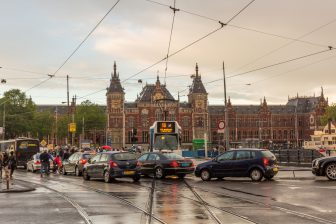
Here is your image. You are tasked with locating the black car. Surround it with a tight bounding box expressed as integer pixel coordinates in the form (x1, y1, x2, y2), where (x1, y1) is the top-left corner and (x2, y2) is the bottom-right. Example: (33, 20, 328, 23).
(62, 152, 96, 176)
(195, 149, 278, 181)
(312, 156, 336, 180)
(137, 152, 195, 179)
(82, 151, 141, 183)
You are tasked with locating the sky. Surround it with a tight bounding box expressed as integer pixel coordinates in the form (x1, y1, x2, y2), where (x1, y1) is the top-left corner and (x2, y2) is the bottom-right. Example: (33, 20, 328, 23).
(0, 0, 336, 106)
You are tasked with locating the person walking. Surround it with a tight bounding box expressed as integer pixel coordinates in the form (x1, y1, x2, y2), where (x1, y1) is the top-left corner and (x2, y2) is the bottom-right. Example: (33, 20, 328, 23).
(53, 154, 62, 174)
(40, 150, 50, 177)
(7, 151, 17, 183)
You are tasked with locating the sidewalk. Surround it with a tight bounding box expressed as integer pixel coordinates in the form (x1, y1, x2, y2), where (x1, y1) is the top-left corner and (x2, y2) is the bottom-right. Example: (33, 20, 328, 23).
(0, 179, 35, 193)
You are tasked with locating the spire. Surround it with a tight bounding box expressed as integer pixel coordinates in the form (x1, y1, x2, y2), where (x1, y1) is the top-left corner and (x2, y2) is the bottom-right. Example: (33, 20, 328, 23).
(227, 96, 232, 107)
(321, 86, 324, 99)
(195, 63, 199, 78)
(263, 96, 267, 106)
(113, 61, 117, 77)
(297, 92, 299, 98)
(156, 74, 160, 87)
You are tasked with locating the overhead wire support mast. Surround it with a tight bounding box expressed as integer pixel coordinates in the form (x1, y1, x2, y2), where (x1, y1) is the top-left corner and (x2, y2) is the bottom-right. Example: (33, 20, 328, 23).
(163, 0, 179, 85)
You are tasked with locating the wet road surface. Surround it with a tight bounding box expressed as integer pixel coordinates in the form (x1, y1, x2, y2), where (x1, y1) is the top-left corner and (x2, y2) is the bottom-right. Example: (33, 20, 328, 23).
(5, 170, 336, 224)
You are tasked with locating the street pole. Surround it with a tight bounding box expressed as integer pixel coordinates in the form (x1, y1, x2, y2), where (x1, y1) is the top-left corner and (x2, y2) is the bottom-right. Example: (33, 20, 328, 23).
(67, 75, 70, 145)
(55, 106, 58, 146)
(223, 61, 229, 151)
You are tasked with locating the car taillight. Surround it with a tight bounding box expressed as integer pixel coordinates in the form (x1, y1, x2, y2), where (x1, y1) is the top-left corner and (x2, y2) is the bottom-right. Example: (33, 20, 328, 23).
(191, 160, 195, 167)
(263, 158, 269, 167)
(80, 159, 87, 165)
(109, 161, 118, 168)
(170, 160, 179, 168)
(35, 160, 41, 165)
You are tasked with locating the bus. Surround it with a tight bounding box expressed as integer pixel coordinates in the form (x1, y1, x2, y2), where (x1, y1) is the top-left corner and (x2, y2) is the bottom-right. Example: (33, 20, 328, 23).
(0, 138, 40, 168)
(149, 121, 182, 154)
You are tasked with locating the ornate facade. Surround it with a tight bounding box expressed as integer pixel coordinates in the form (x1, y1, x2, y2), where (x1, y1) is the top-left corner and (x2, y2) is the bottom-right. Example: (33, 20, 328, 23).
(107, 62, 328, 149)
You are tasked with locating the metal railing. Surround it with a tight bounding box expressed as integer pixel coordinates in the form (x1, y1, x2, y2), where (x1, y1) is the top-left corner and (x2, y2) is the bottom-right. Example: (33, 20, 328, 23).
(270, 149, 323, 166)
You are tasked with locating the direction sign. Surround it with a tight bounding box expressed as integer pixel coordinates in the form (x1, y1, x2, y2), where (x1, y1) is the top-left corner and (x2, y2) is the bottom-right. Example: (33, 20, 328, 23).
(40, 139, 47, 147)
(69, 123, 76, 133)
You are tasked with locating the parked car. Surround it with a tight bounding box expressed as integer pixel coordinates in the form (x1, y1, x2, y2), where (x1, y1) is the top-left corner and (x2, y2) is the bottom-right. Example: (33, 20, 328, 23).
(312, 156, 336, 180)
(62, 152, 96, 176)
(195, 148, 278, 181)
(26, 153, 55, 173)
(137, 152, 195, 179)
(82, 151, 141, 183)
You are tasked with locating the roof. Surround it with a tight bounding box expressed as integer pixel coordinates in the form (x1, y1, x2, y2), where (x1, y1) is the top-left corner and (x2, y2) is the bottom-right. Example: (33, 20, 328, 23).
(286, 96, 322, 113)
(136, 84, 175, 102)
(189, 63, 207, 94)
(107, 62, 124, 94)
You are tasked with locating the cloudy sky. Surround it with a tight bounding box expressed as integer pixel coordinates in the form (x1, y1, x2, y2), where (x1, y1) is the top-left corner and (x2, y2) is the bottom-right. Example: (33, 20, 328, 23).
(0, 0, 335, 106)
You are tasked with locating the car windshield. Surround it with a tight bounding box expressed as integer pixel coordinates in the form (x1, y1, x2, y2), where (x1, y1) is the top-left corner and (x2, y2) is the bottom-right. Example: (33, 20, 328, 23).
(261, 150, 276, 159)
(83, 154, 94, 159)
(154, 134, 178, 150)
(164, 153, 184, 160)
(112, 153, 136, 161)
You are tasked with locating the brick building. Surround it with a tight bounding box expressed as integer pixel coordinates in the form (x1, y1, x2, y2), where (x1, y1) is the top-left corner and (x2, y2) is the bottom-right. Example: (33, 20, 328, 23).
(106, 62, 328, 149)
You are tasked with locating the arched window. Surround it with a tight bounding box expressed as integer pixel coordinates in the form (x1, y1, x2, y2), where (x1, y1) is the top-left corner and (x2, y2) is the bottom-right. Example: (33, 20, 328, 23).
(155, 109, 162, 121)
(128, 117, 134, 128)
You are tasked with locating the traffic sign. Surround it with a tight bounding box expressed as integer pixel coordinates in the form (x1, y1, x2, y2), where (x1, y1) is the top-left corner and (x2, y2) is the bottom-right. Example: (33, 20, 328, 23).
(40, 139, 47, 147)
(69, 123, 76, 132)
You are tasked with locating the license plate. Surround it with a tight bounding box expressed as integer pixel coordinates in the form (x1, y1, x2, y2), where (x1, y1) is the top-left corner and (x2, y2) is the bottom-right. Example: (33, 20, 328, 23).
(124, 170, 135, 175)
(273, 167, 278, 172)
(181, 163, 190, 167)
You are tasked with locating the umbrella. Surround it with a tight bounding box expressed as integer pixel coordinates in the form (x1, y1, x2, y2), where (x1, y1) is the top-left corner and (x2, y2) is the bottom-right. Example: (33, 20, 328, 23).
(101, 145, 112, 150)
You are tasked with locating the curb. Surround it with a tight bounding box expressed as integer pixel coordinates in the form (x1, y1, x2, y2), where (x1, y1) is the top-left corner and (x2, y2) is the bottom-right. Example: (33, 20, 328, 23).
(0, 180, 36, 193)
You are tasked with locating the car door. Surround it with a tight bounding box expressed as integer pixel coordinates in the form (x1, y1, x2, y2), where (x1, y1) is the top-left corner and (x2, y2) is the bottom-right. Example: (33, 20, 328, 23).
(69, 153, 78, 173)
(96, 154, 109, 178)
(212, 151, 235, 177)
(138, 154, 149, 175)
(230, 150, 252, 177)
(146, 153, 160, 174)
(87, 154, 101, 177)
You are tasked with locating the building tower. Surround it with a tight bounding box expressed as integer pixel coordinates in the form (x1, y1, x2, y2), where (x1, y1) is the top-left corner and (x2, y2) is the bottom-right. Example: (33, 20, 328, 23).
(106, 61, 125, 148)
(188, 63, 209, 142)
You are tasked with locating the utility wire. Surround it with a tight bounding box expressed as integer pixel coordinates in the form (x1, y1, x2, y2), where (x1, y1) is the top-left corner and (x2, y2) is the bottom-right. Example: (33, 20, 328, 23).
(52, 0, 121, 77)
(144, 0, 328, 49)
(205, 47, 335, 85)
(122, 0, 255, 84)
(164, 0, 178, 84)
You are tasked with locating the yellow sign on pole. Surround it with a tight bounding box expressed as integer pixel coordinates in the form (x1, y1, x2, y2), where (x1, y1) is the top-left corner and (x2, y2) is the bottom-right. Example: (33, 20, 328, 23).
(69, 123, 76, 132)
(40, 139, 47, 147)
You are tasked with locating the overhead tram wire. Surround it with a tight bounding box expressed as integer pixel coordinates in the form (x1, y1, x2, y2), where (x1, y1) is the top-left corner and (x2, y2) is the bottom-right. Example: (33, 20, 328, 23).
(78, 0, 256, 102)
(0, 0, 121, 107)
(144, 0, 327, 49)
(164, 0, 178, 84)
(233, 17, 336, 72)
(205, 47, 335, 85)
(51, 0, 121, 77)
(121, 0, 256, 84)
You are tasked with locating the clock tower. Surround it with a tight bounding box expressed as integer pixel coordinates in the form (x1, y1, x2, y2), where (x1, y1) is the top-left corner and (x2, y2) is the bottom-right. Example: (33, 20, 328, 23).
(106, 61, 125, 148)
(188, 63, 209, 140)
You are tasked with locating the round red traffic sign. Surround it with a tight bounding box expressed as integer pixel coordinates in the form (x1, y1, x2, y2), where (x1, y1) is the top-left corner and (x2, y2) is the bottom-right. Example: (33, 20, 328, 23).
(218, 120, 225, 129)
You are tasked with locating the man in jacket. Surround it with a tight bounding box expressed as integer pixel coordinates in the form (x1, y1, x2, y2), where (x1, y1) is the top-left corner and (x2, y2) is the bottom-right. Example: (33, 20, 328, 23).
(40, 150, 50, 177)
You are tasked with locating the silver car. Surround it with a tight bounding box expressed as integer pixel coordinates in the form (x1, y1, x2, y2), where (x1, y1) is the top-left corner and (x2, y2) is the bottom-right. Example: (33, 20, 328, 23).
(26, 153, 54, 173)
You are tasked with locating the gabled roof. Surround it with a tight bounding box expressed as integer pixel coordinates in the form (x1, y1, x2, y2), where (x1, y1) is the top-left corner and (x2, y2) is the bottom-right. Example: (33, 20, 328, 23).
(136, 76, 175, 102)
(286, 96, 321, 113)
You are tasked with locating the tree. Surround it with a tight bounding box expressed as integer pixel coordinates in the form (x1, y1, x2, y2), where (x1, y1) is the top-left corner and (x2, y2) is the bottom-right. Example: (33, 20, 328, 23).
(75, 100, 106, 143)
(0, 89, 36, 139)
(321, 104, 336, 125)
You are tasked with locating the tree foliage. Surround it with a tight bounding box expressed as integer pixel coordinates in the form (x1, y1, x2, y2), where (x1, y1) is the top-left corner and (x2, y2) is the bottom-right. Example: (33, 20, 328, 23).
(321, 104, 336, 125)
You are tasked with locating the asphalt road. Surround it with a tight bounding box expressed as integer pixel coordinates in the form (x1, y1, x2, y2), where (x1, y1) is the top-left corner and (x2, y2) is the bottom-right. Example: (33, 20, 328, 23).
(2, 170, 336, 224)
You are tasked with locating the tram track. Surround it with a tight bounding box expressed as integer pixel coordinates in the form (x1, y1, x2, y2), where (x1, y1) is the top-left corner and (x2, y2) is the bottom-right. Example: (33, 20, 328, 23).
(15, 172, 167, 224)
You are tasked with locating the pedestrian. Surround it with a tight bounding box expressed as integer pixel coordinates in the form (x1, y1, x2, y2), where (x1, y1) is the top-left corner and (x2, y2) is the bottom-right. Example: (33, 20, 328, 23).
(40, 150, 50, 177)
(53, 154, 62, 174)
(8, 151, 17, 183)
(63, 150, 70, 161)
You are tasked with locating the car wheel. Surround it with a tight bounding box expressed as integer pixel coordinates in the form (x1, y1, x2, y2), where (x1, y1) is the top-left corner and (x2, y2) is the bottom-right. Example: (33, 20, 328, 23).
(83, 170, 90, 181)
(62, 166, 67, 175)
(104, 171, 113, 183)
(325, 163, 336, 181)
(155, 167, 165, 179)
(132, 175, 141, 182)
(200, 169, 211, 181)
(178, 174, 186, 179)
(250, 168, 263, 181)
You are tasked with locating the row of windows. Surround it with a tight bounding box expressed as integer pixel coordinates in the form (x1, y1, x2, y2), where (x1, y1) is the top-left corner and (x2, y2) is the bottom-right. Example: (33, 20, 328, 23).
(212, 129, 301, 140)
(211, 118, 306, 128)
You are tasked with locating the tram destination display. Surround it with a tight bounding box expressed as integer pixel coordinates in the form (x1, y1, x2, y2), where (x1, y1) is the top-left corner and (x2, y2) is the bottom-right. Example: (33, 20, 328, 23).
(157, 122, 175, 133)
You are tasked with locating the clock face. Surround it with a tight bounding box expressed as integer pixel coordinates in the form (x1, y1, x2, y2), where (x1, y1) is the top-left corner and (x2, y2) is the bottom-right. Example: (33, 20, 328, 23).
(112, 100, 121, 108)
(153, 92, 164, 101)
(196, 100, 204, 108)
